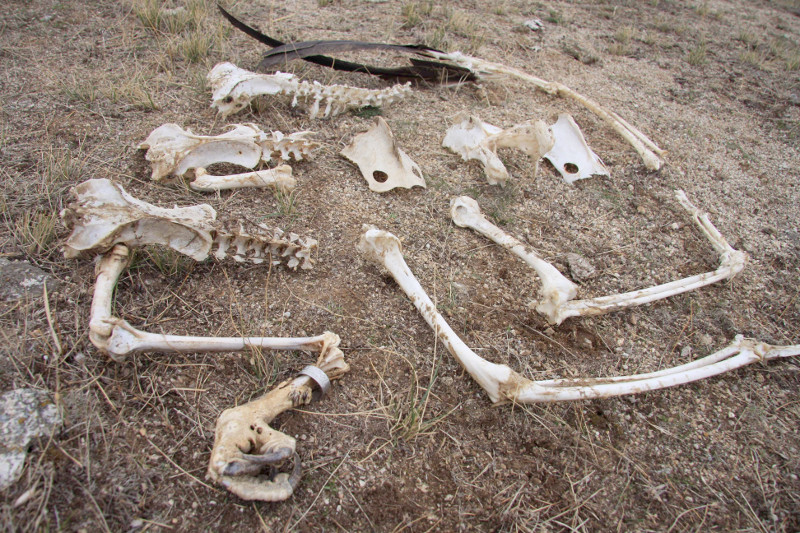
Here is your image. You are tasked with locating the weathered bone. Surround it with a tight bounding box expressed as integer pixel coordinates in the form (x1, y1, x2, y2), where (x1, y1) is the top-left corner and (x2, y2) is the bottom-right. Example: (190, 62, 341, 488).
(543, 114, 610, 183)
(340, 117, 425, 192)
(450, 196, 578, 319)
(423, 51, 666, 170)
(208, 62, 412, 119)
(358, 225, 799, 404)
(138, 123, 316, 192)
(208, 337, 348, 501)
(442, 115, 553, 185)
(449, 192, 747, 325)
(61, 179, 316, 269)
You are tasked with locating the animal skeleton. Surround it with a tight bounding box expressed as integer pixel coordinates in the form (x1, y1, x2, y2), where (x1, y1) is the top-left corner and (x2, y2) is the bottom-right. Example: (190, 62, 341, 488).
(442, 114, 554, 186)
(424, 50, 666, 170)
(450, 191, 747, 325)
(139, 123, 318, 192)
(61, 178, 316, 269)
(208, 62, 412, 118)
(358, 225, 799, 404)
(543, 114, 610, 183)
(341, 117, 426, 192)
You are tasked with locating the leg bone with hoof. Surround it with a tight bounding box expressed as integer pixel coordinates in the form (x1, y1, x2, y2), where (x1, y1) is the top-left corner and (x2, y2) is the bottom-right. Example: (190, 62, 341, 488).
(358, 225, 800, 404)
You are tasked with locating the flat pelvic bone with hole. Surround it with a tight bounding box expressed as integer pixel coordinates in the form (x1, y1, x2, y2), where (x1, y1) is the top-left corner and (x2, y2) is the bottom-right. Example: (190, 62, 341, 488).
(442, 114, 554, 186)
(450, 192, 747, 325)
(88, 246, 349, 501)
(208, 62, 412, 119)
(62, 178, 317, 270)
(423, 50, 666, 171)
(139, 123, 319, 192)
(358, 226, 800, 404)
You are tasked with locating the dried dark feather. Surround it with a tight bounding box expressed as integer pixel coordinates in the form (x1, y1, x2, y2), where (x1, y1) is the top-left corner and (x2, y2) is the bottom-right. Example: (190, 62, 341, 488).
(218, 4, 476, 85)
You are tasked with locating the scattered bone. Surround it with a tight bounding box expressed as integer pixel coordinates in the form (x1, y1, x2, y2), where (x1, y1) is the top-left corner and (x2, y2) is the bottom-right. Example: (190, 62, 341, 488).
(0, 388, 62, 490)
(61, 179, 317, 269)
(543, 114, 610, 183)
(566, 253, 596, 282)
(450, 192, 746, 325)
(208, 334, 348, 501)
(208, 62, 412, 119)
(422, 50, 666, 170)
(340, 117, 425, 192)
(358, 225, 799, 403)
(523, 19, 544, 31)
(139, 123, 316, 192)
(442, 114, 553, 185)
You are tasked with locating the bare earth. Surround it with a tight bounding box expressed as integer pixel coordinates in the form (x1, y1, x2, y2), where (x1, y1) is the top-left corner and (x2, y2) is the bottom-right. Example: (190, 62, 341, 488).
(2, 0, 800, 531)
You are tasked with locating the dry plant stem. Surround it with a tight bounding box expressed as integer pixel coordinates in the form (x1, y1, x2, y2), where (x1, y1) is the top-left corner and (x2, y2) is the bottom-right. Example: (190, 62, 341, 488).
(425, 51, 666, 170)
(358, 226, 796, 404)
(89, 244, 335, 361)
(449, 196, 578, 320)
(208, 336, 349, 502)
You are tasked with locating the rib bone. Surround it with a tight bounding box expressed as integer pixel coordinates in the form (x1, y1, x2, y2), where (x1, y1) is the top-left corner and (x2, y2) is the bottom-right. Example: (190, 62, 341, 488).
(208, 62, 412, 118)
(450, 191, 746, 324)
(62, 179, 316, 269)
(358, 225, 799, 404)
(442, 115, 553, 185)
(423, 51, 665, 170)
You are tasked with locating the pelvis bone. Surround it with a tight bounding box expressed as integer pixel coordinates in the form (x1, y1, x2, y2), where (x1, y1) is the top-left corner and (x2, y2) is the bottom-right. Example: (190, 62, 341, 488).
(61, 178, 317, 269)
(543, 114, 610, 183)
(358, 225, 799, 404)
(340, 117, 425, 192)
(450, 191, 746, 325)
(443, 114, 554, 186)
(139, 123, 319, 192)
(208, 62, 412, 119)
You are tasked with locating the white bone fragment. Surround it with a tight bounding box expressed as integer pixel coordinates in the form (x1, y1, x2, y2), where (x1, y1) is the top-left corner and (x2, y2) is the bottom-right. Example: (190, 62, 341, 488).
(139, 123, 317, 192)
(191, 165, 295, 192)
(208, 62, 412, 119)
(543, 114, 610, 183)
(208, 336, 349, 502)
(449, 192, 747, 325)
(450, 196, 577, 319)
(340, 117, 425, 192)
(442, 115, 553, 185)
(422, 50, 666, 170)
(358, 225, 800, 404)
(62, 179, 316, 269)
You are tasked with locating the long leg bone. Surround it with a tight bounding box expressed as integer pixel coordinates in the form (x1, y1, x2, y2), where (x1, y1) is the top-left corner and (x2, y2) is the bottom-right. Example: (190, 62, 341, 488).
(358, 225, 800, 404)
(139, 123, 317, 191)
(62, 179, 316, 269)
(422, 51, 666, 170)
(207, 335, 348, 501)
(450, 192, 747, 325)
(208, 62, 412, 119)
(442, 115, 553, 186)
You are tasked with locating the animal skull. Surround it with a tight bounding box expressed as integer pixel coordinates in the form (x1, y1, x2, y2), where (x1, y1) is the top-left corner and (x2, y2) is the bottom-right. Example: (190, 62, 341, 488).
(450, 191, 746, 324)
(208, 62, 412, 119)
(358, 225, 799, 404)
(61, 179, 317, 269)
(340, 117, 425, 192)
(442, 114, 553, 185)
(139, 123, 319, 192)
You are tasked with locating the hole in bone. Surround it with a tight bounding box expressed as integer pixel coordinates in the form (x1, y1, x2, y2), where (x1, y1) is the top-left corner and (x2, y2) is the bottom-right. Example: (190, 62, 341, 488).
(372, 170, 389, 183)
(564, 162, 579, 174)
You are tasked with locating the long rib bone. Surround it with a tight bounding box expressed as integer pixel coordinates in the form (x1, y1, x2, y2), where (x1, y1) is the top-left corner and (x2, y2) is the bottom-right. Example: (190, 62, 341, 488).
(423, 50, 665, 170)
(450, 192, 746, 325)
(62, 179, 316, 269)
(208, 337, 348, 501)
(139, 123, 318, 192)
(442, 115, 553, 185)
(208, 62, 412, 118)
(358, 225, 800, 404)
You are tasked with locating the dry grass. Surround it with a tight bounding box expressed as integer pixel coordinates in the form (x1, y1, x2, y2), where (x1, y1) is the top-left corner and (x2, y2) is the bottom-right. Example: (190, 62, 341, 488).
(1, 0, 799, 531)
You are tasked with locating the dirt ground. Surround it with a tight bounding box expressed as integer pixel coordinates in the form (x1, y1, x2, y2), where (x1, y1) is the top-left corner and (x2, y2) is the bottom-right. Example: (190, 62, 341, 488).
(1, 0, 800, 531)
